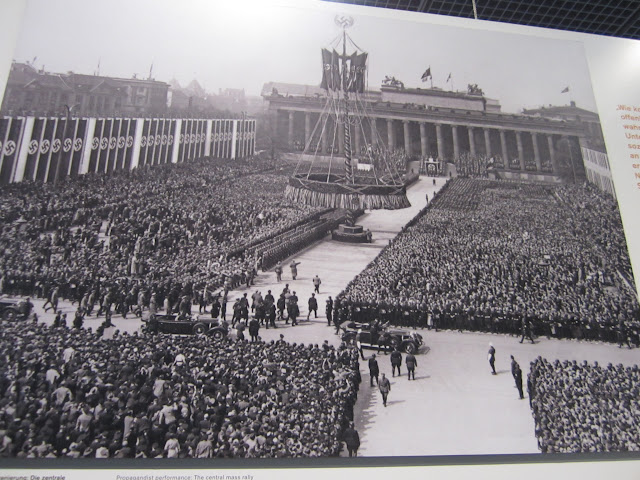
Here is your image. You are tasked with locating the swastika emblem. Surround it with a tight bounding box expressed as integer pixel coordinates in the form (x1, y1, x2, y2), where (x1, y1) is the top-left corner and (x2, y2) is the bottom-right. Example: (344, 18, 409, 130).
(28, 140, 39, 155)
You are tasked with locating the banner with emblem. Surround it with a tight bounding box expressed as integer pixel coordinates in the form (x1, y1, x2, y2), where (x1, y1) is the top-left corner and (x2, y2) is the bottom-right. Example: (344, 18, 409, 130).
(104, 118, 122, 173)
(0, 117, 24, 184)
(35, 118, 60, 181)
(138, 119, 152, 166)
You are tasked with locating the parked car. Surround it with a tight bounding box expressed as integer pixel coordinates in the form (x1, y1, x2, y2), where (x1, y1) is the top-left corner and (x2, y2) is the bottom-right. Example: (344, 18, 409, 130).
(340, 320, 423, 354)
(0, 298, 33, 321)
(142, 312, 228, 339)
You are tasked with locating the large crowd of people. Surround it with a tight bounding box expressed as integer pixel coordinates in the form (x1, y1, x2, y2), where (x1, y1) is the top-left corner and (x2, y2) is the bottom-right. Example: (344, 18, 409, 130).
(0, 322, 360, 458)
(0, 157, 324, 314)
(337, 178, 640, 342)
(529, 357, 640, 453)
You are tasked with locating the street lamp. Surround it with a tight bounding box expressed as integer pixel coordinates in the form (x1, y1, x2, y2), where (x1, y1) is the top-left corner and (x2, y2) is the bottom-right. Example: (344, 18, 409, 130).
(53, 103, 79, 187)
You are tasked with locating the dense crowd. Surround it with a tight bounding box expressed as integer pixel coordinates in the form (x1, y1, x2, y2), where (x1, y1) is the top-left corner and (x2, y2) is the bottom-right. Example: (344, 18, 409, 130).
(529, 357, 640, 453)
(337, 178, 639, 341)
(0, 157, 323, 313)
(0, 322, 361, 458)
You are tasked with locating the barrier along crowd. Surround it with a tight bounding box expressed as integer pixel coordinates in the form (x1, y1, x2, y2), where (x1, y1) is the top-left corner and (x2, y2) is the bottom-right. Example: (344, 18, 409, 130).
(335, 178, 640, 344)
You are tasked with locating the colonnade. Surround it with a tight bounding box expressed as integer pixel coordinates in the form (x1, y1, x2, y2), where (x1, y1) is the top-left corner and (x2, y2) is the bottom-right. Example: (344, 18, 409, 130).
(281, 109, 585, 175)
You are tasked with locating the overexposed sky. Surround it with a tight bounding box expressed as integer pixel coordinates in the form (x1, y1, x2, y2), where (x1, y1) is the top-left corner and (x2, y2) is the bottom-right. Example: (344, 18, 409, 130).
(8, 0, 598, 113)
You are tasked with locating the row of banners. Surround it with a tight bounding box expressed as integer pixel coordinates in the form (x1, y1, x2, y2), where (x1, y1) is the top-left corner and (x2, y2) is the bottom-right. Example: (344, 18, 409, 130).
(0, 116, 256, 184)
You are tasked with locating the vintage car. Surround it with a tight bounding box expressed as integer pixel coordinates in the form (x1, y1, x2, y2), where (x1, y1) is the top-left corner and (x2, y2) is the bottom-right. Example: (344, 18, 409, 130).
(0, 299, 32, 321)
(142, 312, 228, 339)
(340, 320, 423, 354)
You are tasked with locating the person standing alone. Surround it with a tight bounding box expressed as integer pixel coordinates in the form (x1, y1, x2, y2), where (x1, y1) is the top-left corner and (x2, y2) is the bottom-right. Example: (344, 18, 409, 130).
(312, 275, 321, 294)
(290, 260, 301, 280)
(379, 373, 391, 407)
(488, 343, 496, 375)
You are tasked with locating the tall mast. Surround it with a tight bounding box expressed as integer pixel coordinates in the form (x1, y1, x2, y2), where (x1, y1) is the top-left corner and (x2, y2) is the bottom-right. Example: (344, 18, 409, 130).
(341, 26, 353, 185)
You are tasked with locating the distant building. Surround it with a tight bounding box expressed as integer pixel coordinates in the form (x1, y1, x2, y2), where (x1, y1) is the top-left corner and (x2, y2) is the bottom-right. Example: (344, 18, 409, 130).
(1, 62, 169, 117)
(263, 80, 588, 182)
(522, 101, 606, 152)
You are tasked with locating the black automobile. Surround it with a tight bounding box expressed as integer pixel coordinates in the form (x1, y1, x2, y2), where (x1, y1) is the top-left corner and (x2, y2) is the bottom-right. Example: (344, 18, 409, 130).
(0, 299, 33, 321)
(340, 321, 423, 354)
(142, 312, 228, 339)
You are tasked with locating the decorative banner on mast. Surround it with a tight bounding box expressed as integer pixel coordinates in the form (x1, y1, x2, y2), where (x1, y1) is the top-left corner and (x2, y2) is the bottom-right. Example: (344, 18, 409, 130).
(320, 49, 340, 91)
(346, 52, 367, 93)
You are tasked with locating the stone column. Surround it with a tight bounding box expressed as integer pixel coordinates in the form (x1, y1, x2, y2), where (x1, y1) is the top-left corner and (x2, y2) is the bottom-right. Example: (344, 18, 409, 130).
(321, 121, 329, 154)
(403, 121, 411, 155)
(338, 119, 345, 155)
(547, 135, 557, 172)
(435, 124, 444, 159)
(387, 119, 395, 151)
(516, 131, 525, 170)
(354, 123, 361, 156)
(468, 126, 476, 157)
(370, 118, 377, 147)
(452, 125, 460, 160)
(531, 133, 542, 171)
(483, 128, 492, 158)
(304, 112, 311, 150)
(420, 122, 428, 157)
(499, 130, 508, 169)
(288, 111, 295, 148)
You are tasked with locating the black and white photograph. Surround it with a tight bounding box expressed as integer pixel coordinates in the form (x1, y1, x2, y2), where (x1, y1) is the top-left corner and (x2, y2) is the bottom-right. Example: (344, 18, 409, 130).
(0, 0, 638, 463)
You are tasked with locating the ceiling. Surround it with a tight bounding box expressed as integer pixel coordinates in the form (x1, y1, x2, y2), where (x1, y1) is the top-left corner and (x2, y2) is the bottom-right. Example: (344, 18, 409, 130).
(322, 0, 640, 40)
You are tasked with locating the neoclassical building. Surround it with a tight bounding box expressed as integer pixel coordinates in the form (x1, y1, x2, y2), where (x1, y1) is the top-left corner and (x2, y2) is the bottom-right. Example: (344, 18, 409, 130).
(262, 81, 598, 183)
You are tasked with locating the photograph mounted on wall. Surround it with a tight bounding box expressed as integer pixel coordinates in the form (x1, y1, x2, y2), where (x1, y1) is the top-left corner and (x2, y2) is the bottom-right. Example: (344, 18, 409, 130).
(0, 0, 637, 462)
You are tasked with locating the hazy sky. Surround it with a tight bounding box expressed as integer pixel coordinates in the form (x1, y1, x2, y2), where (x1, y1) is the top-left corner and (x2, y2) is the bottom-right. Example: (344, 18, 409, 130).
(8, 0, 598, 113)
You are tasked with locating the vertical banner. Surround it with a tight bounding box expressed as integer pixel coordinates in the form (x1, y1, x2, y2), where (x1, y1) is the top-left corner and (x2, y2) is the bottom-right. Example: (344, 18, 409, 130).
(0, 117, 24, 184)
(12, 116, 34, 182)
(39, 118, 58, 182)
(205, 119, 212, 157)
(79, 117, 96, 175)
(66, 118, 87, 177)
(231, 119, 238, 159)
(129, 118, 143, 170)
(0, 115, 248, 181)
(171, 119, 181, 164)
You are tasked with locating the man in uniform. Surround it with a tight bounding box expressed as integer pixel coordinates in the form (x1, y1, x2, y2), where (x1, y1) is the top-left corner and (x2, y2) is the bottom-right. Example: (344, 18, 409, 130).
(326, 296, 333, 326)
(342, 422, 360, 457)
(379, 373, 391, 407)
(514, 364, 524, 399)
(368, 354, 379, 387)
(405, 351, 417, 380)
(274, 264, 283, 282)
(289, 260, 301, 280)
(488, 343, 496, 375)
(390, 349, 402, 377)
(307, 293, 318, 320)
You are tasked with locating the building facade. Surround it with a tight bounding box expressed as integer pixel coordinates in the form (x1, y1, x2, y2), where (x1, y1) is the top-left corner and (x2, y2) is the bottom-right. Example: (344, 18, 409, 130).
(1, 62, 169, 117)
(263, 82, 592, 182)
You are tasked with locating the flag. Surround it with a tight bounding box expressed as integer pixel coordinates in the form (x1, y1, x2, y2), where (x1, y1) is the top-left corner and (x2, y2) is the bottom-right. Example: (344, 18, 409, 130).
(421, 67, 431, 82)
(446, 73, 452, 82)
(561, 86, 570, 93)
(346, 52, 367, 93)
(320, 49, 341, 91)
